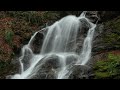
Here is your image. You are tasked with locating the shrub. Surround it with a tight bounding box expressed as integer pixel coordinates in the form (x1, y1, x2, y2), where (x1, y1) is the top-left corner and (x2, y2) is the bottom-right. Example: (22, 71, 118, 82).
(94, 53, 120, 79)
(5, 29, 14, 45)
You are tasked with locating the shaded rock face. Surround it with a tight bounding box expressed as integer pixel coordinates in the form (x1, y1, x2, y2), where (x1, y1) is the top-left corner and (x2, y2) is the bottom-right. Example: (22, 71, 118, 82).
(66, 55, 78, 65)
(29, 27, 49, 54)
(86, 11, 99, 23)
(75, 12, 100, 54)
(87, 13, 120, 70)
(92, 24, 105, 55)
(92, 15, 120, 56)
(98, 11, 120, 22)
(74, 11, 120, 71)
(22, 47, 33, 71)
(30, 32, 44, 54)
(69, 65, 94, 79)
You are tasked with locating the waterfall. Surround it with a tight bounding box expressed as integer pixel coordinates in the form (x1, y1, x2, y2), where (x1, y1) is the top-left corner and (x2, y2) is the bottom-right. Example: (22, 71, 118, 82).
(10, 11, 97, 79)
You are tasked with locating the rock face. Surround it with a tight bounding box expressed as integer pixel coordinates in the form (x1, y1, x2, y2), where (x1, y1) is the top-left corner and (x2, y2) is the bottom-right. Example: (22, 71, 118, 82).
(30, 32, 44, 54)
(69, 65, 94, 79)
(86, 12, 120, 74)
(86, 11, 99, 23)
(98, 11, 120, 22)
(75, 11, 100, 54)
(21, 47, 33, 71)
(29, 55, 95, 79)
(92, 15, 120, 55)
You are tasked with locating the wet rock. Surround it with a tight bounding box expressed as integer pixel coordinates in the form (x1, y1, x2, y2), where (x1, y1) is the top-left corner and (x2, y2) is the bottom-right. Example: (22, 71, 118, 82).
(30, 32, 44, 54)
(21, 47, 33, 71)
(41, 55, 61, 69)
(30, 54, 61, 79)
(69, 65, 94, 79)
(92, 24, 105, 55)
(30, 70, 56, 79)
(86, 11, 99, 23)
(66, 55, 78, 65)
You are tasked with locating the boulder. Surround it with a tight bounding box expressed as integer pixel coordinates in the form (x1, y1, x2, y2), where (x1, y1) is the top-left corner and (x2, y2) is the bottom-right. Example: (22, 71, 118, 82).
(21, 46, 33, 71)
(68, 65, 94, 79)
(86, 11, 99, 23)
(66, 55, 78, 65)
(30, 54, 62, 79)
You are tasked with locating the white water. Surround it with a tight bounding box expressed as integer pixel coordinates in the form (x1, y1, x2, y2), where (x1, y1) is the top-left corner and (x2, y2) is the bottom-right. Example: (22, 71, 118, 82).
(10, 11, 97, 79)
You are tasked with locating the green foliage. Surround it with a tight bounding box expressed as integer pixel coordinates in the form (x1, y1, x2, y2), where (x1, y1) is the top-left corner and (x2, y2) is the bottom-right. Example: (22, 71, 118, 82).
(5, 29, 14, 45)
(94, 53, 120, 79)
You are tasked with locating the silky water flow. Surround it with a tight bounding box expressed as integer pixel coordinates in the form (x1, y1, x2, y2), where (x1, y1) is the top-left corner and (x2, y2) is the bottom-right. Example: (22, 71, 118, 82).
(10, 11, 97, 79)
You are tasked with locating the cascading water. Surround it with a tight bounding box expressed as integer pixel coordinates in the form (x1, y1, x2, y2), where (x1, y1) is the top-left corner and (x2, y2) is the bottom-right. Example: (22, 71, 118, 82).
(10, 11, 97, 79)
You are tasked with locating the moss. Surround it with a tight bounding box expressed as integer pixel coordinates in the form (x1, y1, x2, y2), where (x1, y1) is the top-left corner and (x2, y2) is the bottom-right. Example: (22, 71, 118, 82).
(93, 53, 120, 79)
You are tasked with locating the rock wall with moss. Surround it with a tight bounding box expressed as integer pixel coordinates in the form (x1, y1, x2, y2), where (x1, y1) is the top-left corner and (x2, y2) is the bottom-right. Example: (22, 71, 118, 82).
(92, 11, 120, 79)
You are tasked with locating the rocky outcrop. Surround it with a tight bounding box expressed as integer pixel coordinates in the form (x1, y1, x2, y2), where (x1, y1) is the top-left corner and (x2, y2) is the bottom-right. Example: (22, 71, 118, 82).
(69, 65, 94, 79)
(92, 15, 120, 55)
(86, 13, 120, 78)
(86, 11, 99, 23)
(29, 54, 94, 79)
(98, 11, 120, 22)
(30, 32, 44, 54)
(30, 55, 61, 79)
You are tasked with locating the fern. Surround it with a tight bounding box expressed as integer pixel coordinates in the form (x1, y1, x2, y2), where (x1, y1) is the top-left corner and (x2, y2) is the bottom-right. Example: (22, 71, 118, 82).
(5, 29, 14, 45)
